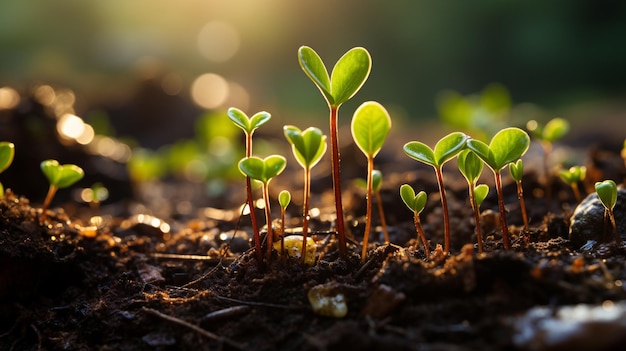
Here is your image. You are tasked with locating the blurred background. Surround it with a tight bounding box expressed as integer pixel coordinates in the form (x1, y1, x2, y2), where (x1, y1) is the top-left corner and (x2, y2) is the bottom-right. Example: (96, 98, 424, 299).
(0, 0, 625, 208)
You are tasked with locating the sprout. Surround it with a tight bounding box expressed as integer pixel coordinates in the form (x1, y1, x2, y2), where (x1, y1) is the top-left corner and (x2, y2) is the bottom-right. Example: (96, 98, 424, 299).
(527, 117, 570, 200)
(299, 46, 372, 259)
(353, 170, 391, 244)
(238, 155, 287, 264)
(283, 125, 327, 264)
(558, 166, 586, 202)
(466, 127, 530, 250)
(351, 101, 391, 262)
(404, 132, 468, 253)
(595, 180, 619, 244)
(278, 190, 291, 259)
(458, 150, 488, 253)
(0, 142, 15, 197)
(228, 107, 271, 265)
(509, 159, 530, 232)
(40, 159, 84, 220)
(399, 184, 430, 258)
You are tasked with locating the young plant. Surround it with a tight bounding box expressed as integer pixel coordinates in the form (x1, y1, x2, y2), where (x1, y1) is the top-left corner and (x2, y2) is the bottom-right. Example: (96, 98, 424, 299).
(400, 184, 430, 258)
(40, 159, 84, 220)
(527, 117, 569, 200)
(403, 132, 469, 253)
(457, 150, 488, 253)
(228, 107, 271, 264)
(558, 166, 586, 202)
(0, 142, 15, 196)
(466, 127, 530, 250)
(298, 46, 372, 259)
(351, 101, 391, 262)
(238, 155, 287, 264)
(509, 159, 529, 231)
(353, 170, 391, 244)
(278, 190, 291, 258)
(595, 180, 619, 244)
(283, 126, 327, 264)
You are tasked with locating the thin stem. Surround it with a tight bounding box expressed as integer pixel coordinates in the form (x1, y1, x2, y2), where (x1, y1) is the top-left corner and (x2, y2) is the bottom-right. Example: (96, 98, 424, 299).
(494, 171, 511, 250)
(435, 167, 451, 253)
(262, 183, 273, 264)
(571, 183, 582, 202)
(361, 156, 374, 263)
(608, 209, 620, 244)
(516, 181, 529, 231)
(280, 208, 286, 260)
(469, 187, 483, 254)
(40, 185, 58, 220)
(329, 106, 347, 258)
(301, 167, 311, 264)
(246, 133, 263, 265)
(374, 191, 390, 244)
(413, 212, 430, 258)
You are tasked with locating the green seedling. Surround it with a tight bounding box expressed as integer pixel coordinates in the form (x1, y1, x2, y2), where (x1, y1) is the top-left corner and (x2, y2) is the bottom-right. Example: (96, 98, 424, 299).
(354, 170, 391, 244)
(458, 150, 488, 253)
(509, 159, 529, 232)
(595, 180, 619, 244)
(527, 117, 570, 200)
(351, 101, 391, 262)
(400, 184, 430, 258)
(228, 107, 271, 265)
(404, 132, 469, 253)
(278, 190, 291, 259)
(466, 127, 530, 250)
(0, 142, 15, 197)
(284, 125, 327, 264)
(238, 155, 287, 264)
(40, 159, 84, 220)
(81, 182, 109, 210)
(299, 46, 372, 259)
(558, 166, 586, 202)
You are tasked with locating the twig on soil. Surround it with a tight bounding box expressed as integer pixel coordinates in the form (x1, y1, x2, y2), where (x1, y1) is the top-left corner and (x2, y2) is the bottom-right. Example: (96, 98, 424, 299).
(213, 294, 309, 311)
(180, 260, 225, 289)
(200, 306, 251, 323)
(142, 307, 246, 350)
(150, 253, 229, 262)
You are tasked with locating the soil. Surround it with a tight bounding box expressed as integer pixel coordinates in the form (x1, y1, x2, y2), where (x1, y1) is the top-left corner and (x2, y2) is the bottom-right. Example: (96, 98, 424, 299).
(2, 100, 626, 350)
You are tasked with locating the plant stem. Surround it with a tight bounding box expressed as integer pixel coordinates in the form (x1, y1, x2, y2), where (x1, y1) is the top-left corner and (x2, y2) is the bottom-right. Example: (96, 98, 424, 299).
(494, 171, 511, 250)
(608, 209, 620, 245)
(435, 167, 451, 253)
(361, 157, 374, 263)
(280, 208, 286, 261)
(469, 187, 483, 254)
(245, 133, 263, 265)
(329, 106, 347, 258)
(40, 185, 58, 220)
(516, 181, 529, 231)
(571, 183, 582, 202)
(413, 212, 430, 258)
(301, 167, 311, 264)
(374, 191, 390, 244)
(262, 183, 273, 264)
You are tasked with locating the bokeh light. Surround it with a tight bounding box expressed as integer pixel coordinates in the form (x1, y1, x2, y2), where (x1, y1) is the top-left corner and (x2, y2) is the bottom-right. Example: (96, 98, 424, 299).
(191, 73, 229, 109)
(197, 21, 240, 63)
(0, 87, 20, 110)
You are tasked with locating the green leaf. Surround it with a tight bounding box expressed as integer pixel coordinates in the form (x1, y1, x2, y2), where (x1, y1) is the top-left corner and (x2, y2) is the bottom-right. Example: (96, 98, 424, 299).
(283, 126, 327, 169)
(238, 155, 286, 184)
(403, 141, 435, 166)
(351, 101, 391, 158)
(474, 184, 490, 206)
(542, 118, 569, 143)
(468, 127, 530, 171)
(595, 180, 617, 210)
(400, 184, 427, 214)
(278, 190, 291, 209)
(372, 170, 382, 192)
(457, 150, 483, 185)
(298, 46, 333, 104)
(465, 139, 494, 170)
(227, 107, 271, 135)
(0, 142, 15, 174)
(40, 160, 84, 189)
(404, 132, 468, 168)
(559, 166, 586, 184)
(330, 47, 372, 105)
(509, 159, 524, 182)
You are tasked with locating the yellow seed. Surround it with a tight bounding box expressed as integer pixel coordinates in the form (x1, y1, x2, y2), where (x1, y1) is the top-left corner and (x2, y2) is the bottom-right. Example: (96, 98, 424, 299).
(273, 235, 317, 265)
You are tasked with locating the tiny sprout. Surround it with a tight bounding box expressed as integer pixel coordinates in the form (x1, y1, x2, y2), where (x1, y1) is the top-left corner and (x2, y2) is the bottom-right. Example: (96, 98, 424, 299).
(509, 160, 529, 232)
(351, 101, 391, 262)
(238, 155, 287, 264)
(527, 117, 570, 200)
(404, 132, 468, 253)
(458, 150, 487, 253)
(40, 159, 84, 220)
(82, 182, 109, 210)
(595, 180, 619, 244)
(400, 184, 430, 258)
(371, 170, 390, 244)
(299, 46, 372, 259)
(278, 190, 291, 258)
(466, 127, 530, 250)
(559, 166, 586, 202)
(0, 142, 15, 197)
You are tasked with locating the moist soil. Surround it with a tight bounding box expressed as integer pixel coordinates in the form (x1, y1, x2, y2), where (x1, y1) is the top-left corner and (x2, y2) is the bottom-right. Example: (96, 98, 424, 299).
(2, 134, 626, 351)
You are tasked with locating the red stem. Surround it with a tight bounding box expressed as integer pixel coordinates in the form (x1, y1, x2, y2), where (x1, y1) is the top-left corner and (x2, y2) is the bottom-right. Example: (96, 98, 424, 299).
(517, 181, 529, 231)
(262, 183, 273, 264)
(329, 106, 347, 258)
(361, 157, 374, 263)
(494, 171, 511, 250)
(301, 167, 311, 264)
(435, 167, 451, 253)
(40, 185, 58, 220)
(469, 187, 483, 254)
(246, 133, 263, 265)
(414, 212, 430, 258)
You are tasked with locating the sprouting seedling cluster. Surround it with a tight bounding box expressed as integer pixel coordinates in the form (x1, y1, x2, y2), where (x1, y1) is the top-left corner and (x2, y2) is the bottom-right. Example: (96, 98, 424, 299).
(457, 150, 489, 253)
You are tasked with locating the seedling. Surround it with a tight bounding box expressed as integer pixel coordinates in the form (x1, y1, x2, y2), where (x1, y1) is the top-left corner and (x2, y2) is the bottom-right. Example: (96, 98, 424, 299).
(0, 142, 15, 196)
(354, 170, 391, 244)
(466, 127, 530, 250)
(400, 184, 430, 258)
(527, 117, 569, 200)
(283, 125, 327, 264)
(558, 166, 586, 202)
(595, 180, 619, 244)
(40, 159, 84, 220)
(298, 46, 372, 259)
(457, 150, 489, 253)
(404, 132, 469, 253)
(228, 107, 271, 264)
(509, 159, 529, 231)
(278, 190, 291, 258)
(238, 155, 287, 264)
(351, 101, 391, 262)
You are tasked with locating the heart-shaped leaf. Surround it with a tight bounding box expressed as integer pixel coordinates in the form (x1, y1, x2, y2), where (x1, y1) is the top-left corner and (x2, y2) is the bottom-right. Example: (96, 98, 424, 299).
(542, 117, 569, 143)
(372, 170, 382, 192)
(298, 46, 332, 104)
(400, 184, 427, 214)
(227, 107, 271, 135)
(404, 132, 468, 168)
(284, 125, 327, 169)
(278, 190, 291, 209)
(238, 155, 286, 184)
(0, 142, 15, 174)
(474, 184, 490, 206)
(41, 160, 84, 189)
(595, 180, 617, 210)
(509, 159, 524, 182)
(559, 166, 586, 184)
(467, 127, 529, 171)
(457, 149, 483, 185)
(351, 101, 391, 158)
